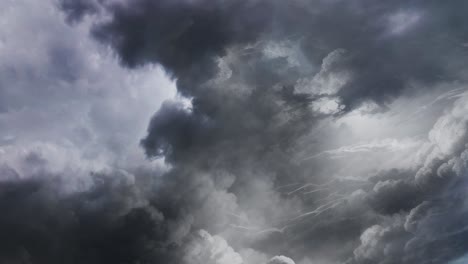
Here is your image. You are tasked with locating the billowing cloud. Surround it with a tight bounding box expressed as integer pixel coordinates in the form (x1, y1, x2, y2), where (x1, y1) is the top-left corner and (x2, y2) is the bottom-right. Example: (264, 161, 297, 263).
(183, 230, 243, 264)
(1, 0, 468, 263)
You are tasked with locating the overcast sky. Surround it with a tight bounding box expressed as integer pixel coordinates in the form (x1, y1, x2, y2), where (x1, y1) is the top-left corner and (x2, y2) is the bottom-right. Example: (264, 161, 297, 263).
(2, 0, 468, 263)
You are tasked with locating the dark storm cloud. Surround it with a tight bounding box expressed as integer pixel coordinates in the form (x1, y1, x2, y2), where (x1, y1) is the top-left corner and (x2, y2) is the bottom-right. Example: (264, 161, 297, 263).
(366, 170, 424, 215)
(4, 0, 468, 263)
(0, 168, 245, 264)
(62, 0, 468, 106)
(281, 0, 468, 108)
(0, 157, 248, 264)
(346, 96, 468, 264)
(141, 100, 214, 160)
(90, 0, 274, 97)
(348, 177, 468, 264)
(0, 174, 180, 264)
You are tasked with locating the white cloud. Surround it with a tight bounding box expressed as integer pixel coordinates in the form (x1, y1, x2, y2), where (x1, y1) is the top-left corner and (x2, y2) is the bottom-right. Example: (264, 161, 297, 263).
(0, 0, 176, 190)
(184, 230, 243, 264)
(310, 97, 345, 115)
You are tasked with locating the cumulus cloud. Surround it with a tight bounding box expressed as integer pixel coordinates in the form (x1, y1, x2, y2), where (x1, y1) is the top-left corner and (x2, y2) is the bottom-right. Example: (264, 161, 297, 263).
(347, 94, 468, 263)
(1, 0, 468, 264)
(184, 230, 243, 264)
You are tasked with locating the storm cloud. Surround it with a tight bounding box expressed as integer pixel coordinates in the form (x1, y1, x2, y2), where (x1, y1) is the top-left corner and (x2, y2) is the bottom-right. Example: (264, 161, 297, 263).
(2, 0, 468, 263)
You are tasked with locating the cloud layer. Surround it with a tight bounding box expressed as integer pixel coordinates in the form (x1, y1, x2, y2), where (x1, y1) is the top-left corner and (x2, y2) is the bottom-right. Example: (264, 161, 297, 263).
(1, 0, 468, 263)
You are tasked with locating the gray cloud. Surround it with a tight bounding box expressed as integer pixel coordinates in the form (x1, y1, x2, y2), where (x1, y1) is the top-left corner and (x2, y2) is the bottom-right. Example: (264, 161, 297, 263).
(63, 0, 468, 107)
(267, 255, 295, 264)
(347, 94, 468, 264)
(1, 0, 468, 263)
(0, 174, 176, 264)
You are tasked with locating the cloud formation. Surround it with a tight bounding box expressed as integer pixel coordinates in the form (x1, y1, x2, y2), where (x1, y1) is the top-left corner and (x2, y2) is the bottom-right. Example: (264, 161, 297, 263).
(1, 0, 468, 263)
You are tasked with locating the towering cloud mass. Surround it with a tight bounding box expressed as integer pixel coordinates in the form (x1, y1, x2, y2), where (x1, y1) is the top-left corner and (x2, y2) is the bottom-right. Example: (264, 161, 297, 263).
(2, 0, 468, 263)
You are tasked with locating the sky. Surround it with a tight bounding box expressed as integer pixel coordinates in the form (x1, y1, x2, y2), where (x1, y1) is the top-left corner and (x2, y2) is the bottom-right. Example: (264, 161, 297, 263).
(1, 0, 468, 263)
